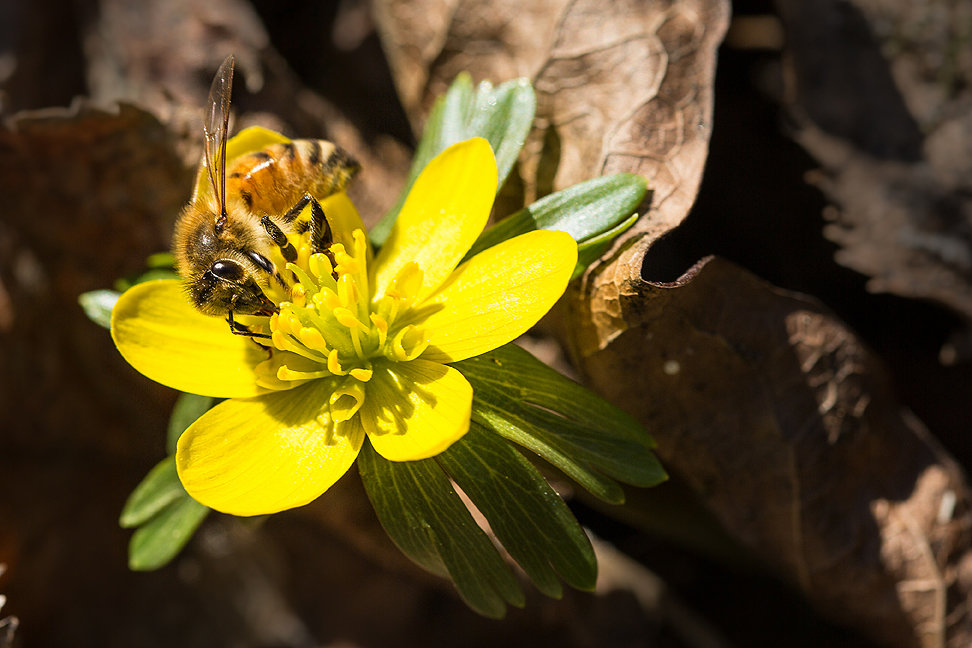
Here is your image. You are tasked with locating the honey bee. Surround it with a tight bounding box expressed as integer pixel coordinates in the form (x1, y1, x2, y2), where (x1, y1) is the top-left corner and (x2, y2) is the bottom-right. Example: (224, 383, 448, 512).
(174, 54, 359, 333)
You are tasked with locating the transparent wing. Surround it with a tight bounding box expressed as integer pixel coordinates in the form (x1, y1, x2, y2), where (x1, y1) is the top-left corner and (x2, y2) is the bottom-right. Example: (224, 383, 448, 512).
(204, 55, 234, 219)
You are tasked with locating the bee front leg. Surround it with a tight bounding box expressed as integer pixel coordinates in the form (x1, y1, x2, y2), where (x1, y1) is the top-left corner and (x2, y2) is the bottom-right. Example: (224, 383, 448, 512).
(226, 309, 271, 339)
(260, 215, 297, 262)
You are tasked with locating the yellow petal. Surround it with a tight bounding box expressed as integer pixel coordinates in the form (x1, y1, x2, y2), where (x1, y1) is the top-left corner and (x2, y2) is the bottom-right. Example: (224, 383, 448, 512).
(372, 138, 497, 301)
(111, 280, 270, 398)
(226, 126, 291, 163)
(176, 381, 364, 516)
(419, 230, 577, 363)
(192, 127, 291, 203)
(361, 360, 471, 461)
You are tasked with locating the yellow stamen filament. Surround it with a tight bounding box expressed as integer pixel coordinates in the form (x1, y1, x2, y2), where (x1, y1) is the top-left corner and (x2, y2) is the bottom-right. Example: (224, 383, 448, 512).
(277, 365, 330, 381)
(271, 330, 327, 362)
(370, 313, 388, 348)
(327, 349, 347, 376)
(329, 382, 366, 422)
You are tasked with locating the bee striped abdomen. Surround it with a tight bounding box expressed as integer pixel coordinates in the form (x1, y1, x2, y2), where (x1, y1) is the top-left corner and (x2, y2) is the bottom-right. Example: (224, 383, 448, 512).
(227, 139, 360, 219)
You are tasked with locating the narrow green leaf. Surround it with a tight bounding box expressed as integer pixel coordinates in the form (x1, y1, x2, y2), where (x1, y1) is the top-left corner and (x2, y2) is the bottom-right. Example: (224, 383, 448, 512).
(358, 441, 524, 617)
(146, 251, 176, 269)
(572, 212, 640, 279)
(370, 74, 536, 247)
(472, 394, 626, 504)
(128, 494, 209, 571)
(166, 393, 216, 454)
(455, 344, 667, 502)
(468, 78, 536, 193)
(465, 174, 648, 261)
(78, 290, 120, 329)
(119, 457, 185, 528)
(437, 425, 597, 597)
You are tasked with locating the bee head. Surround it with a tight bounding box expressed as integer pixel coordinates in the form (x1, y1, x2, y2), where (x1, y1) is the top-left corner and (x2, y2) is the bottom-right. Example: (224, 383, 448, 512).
(174, 205, 276, 317)
(189, 259, 276, 316)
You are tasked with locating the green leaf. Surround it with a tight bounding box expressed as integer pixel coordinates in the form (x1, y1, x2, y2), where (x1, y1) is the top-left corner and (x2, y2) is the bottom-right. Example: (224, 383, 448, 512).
(146, 251, 176, 269)
(572, 212, 640, 280)
(455, 344, 666, 504)
(468, 78, 536, 195)
(358, 441, 524, 618)
(370, 73, 536, 247)
(464, 174, 649, 267)
(78, 289, 120, 329)
(119, 457, 185, 528)
(166, 393, 216, 454)
(436, 425, 597, 597)
(128, 494, 209, 571)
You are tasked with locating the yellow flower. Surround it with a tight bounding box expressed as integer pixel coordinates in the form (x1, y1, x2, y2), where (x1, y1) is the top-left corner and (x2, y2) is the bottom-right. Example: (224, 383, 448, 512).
(111, 132, 577, 517)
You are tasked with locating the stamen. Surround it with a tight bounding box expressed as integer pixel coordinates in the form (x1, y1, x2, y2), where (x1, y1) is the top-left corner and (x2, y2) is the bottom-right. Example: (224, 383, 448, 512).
(271, 330, 328, 362)
(370, 313, 388, 348)
(333, 306, 366, 358)
(277, 365, 331, 381)
(337, 273, 358, 308)
(390, 325, 428, 361)
(327, 349, 347, 375)
(286, 262, 318, 293)
(333, 307, 365, 330)
(329, 381, 366, 422)
(291, 283, 307, 308)
(309, 252, 335, 284)
(313, 287, 342, 312)
(386, 262, 424, 302)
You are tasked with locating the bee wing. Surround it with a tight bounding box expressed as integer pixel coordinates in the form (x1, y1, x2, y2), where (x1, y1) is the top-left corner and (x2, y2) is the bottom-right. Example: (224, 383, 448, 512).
(204, 55, 234, 220)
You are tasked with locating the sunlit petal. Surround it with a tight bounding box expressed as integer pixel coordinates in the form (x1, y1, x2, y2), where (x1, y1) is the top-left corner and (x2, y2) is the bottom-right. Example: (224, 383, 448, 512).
(362, 360, 472, 461)
(176, 381, 364, 516)
(319, 192, 367, 252)
(419, 230, 577, 363)
(372, 138, 497, 300)
(111, 280, 270, 398)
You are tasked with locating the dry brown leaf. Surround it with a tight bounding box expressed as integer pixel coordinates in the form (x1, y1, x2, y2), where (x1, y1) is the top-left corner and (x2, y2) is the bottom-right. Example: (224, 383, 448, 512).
(374, 0, 729, 238)
(777, 0, 972, 363)
(571, 253, 972, 647)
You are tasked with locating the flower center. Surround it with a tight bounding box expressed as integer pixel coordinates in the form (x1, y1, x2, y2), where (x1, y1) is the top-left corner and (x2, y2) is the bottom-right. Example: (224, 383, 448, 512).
(249, 227, 429, 423)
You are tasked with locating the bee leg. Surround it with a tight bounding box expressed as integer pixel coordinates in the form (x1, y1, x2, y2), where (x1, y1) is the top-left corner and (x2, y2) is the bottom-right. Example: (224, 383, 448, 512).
(307, 196, 334, 255)
(226, 310, 271, 339)
(281, 194, 312, 223)
(283, 193, 337, 278)
(260, 216, 297, 263)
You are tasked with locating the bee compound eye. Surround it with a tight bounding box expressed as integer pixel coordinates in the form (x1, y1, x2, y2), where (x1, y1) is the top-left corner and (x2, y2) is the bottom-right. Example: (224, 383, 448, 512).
(210, 260, 245, 282)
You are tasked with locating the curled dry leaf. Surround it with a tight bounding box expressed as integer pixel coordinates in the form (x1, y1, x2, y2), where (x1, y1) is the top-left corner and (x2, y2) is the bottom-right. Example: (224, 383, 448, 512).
(777, 0, 972, 363)
(374, 0, 730, 238)
(572, 254, 972, 648)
